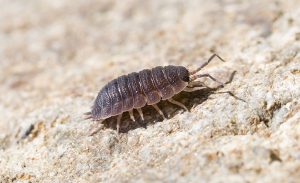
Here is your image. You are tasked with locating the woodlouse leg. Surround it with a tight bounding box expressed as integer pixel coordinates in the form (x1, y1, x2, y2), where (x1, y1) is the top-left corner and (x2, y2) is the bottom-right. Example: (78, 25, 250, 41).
(184, 87, 207, 92)
(167, 98, 188, 111)
(129, 110, 136, 121)
(137, 108, 144, 121)
(184, 80, 212, 92)
(116, 114, 123, 133)
(89, 121, 104, 136)
(152, 104, 166, 119)
(191, 74, 225, 87)
(190, 54, 225, 75)
(187, 80, 212, 89)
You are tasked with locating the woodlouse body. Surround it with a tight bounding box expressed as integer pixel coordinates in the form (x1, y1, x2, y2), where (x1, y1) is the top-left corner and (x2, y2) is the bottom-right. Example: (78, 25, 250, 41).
(86, 54, 226, 133)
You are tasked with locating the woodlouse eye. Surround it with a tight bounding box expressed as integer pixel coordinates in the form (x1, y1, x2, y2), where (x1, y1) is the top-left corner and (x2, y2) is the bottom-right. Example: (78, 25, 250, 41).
(182, 75, 190, 82)
(177, 66, 190, 82)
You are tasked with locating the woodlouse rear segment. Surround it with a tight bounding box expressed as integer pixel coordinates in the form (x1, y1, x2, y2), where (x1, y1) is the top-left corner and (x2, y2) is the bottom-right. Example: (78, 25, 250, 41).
(86, 54, 227, 133)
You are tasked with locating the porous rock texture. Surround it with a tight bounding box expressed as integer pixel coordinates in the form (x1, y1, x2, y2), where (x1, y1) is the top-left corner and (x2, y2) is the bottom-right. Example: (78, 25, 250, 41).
(1, 0, 300, 182)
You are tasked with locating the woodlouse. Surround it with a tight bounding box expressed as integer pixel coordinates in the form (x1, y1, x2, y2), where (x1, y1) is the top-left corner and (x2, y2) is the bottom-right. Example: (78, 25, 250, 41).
(86, 54, 228, 133)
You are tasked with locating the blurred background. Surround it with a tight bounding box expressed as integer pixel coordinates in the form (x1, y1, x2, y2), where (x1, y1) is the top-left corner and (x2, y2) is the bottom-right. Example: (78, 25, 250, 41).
(0, 0, 300, 182)
(0, 0, 291, 133)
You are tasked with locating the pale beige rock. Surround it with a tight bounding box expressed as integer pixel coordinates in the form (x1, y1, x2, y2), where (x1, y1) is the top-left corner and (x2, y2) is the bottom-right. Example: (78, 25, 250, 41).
(1, 0, 300, 182)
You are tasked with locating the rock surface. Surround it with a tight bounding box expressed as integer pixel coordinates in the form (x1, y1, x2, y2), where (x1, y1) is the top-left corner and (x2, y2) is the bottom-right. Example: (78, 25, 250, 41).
(1, 0, 300, 182)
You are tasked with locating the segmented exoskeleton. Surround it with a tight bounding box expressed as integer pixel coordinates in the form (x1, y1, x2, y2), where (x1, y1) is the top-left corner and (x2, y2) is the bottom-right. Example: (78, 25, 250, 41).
(86, 54, 226, 133)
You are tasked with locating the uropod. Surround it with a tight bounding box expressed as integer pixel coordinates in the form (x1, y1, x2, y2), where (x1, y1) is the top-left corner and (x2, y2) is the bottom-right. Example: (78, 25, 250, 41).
(85, 54, 229, 133)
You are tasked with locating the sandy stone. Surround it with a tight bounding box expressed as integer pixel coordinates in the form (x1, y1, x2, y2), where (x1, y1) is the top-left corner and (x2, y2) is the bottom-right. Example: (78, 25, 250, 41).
(1, 0, 300, 182)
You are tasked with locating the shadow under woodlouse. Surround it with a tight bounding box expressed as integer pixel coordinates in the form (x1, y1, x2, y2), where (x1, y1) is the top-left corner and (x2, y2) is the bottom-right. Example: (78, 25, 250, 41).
(101, 87, 215, 133)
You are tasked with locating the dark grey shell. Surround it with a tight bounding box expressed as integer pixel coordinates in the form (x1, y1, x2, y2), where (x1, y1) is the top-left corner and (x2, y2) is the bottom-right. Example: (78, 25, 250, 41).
(89, 65, 189, 120)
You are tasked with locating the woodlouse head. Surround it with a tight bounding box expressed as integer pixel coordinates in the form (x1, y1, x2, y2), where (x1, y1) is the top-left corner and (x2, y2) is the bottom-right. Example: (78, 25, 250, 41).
(177, 66, 190, 83)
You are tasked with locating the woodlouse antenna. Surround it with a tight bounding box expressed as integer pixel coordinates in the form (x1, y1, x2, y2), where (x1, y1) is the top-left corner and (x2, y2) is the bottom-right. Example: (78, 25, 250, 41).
(190, 73, 225, 86)
(211, 91, 247, 103)
(190, 53, 225, 75)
